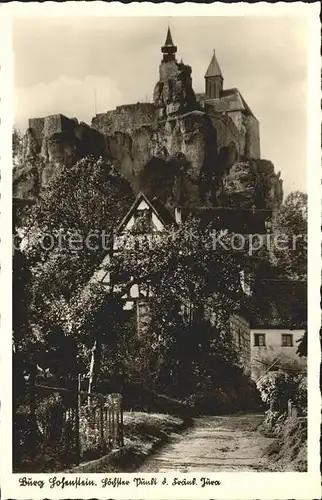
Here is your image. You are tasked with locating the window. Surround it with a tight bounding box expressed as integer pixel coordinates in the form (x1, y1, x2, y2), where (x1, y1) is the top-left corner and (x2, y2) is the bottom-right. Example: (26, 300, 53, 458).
(132, 209, 152, 234)
(254, 333, 266, 347)
(282, 334, 293, 347)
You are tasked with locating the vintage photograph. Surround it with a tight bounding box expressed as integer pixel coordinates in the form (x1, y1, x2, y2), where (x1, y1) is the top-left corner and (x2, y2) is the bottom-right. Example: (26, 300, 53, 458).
(11, 13, 311, 478)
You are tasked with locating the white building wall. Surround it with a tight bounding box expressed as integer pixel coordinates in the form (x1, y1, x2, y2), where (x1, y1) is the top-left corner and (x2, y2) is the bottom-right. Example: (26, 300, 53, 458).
(250, 328, 306, 380)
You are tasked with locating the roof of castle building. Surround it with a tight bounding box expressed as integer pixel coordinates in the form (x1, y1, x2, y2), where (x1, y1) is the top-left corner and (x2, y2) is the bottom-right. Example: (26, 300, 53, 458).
(181, 206, 272, 234)
(205, 50, 223, 78)
(206, 87, 255, 117)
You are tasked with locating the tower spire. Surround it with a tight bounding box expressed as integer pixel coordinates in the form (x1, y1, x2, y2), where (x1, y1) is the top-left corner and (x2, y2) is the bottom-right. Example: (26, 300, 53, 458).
(164, 26, 174, 46)
(204, 49, 224, 99)
(205, 49, 223, 78)
(161, 26, 177, 62)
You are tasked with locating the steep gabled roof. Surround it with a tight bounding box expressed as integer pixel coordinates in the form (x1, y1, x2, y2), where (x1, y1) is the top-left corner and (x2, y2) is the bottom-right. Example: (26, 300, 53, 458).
(206, 87, 256, 118)
(117, 192, 175, 233)
(205, 50, 223, 79)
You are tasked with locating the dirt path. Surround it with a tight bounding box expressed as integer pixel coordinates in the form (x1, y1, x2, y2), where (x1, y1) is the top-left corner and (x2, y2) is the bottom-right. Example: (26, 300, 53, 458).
(137, 414, 275, 472)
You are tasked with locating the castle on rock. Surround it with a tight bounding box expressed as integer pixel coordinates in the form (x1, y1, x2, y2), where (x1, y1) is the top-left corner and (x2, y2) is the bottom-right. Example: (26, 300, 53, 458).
(16, 27, 282, 214)
(93, 27, 260, 162)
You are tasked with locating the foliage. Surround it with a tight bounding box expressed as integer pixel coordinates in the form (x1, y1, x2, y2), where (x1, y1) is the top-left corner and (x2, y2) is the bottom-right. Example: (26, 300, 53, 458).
(12, 126, 24, 166)
(261, 412, 307, 471)
(15, 156, 134, 380)
(257, 370, 299, 412)
(293, 374, 307, 412)
(257, 370, 307, 416)
(272, 191, 307, 279)
(261, 410, 286, 436)
(106, 218, 251, 399)
(15, 155, 254, 401)
(23, 156, 133, 303)
(296, 330, 307, 357)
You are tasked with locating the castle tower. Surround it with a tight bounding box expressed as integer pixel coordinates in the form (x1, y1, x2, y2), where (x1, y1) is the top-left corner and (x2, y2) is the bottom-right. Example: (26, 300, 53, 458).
(154, 27, 197, 118)
(161, 27, 177, 63)
(205, 50, 223, 99)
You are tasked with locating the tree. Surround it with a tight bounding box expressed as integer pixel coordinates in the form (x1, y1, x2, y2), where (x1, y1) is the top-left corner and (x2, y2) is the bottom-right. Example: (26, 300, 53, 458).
(12, 126, 23, 166)
(107, 217, 247, 399)
(272, 191, 307, 279)
(15, 156, 134, 383)
(22, 156, 133, 313)
(296, 330, 307, 357)
(257, 370, 299, 412)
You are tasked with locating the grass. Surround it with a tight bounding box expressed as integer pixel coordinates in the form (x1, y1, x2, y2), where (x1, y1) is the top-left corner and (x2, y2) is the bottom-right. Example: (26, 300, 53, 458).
(98, 411, 190, 472)
(261, 416, 307, 471)
(217, 413, 265, 432)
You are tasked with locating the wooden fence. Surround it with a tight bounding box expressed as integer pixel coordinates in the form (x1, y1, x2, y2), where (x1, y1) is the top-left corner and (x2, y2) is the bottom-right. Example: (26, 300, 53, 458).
(13, 381, 124, 472)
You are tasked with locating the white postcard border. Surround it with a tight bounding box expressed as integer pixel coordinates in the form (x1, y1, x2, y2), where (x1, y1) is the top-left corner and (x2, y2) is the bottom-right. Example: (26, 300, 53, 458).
(0, 2, 321, 499)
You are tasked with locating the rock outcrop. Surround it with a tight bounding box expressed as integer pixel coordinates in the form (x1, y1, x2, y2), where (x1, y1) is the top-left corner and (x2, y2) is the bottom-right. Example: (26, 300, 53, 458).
(13, 115, 105, 199)
(221, 160, 283, 210)
(13, 29, 283, 213)
(153, 60, 198, 119)
(14, 111, 282, 214)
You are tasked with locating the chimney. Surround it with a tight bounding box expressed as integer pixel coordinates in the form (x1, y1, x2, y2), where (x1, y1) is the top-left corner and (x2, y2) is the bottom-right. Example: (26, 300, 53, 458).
(175, 207, 182, 225)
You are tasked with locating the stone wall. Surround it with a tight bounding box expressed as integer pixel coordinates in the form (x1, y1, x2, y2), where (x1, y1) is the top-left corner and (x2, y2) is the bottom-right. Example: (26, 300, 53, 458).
(92, 103, 156, 135)
(207, 110, 240, 157)
(244, 114, 260, 159)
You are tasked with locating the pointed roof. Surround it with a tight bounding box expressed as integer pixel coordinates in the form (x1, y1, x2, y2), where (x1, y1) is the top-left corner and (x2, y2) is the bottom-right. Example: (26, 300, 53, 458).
(207, 87, 256, 117)
(164, 26, 175, 46)
(205, 50, 223, 78)
(117, 192, 175, 233)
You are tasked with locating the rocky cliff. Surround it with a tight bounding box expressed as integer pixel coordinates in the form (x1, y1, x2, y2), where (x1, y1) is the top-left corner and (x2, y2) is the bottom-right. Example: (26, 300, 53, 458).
(13, 115, 105, 199)
(14, 60, 283, 213)
(14, 108, 282, 214)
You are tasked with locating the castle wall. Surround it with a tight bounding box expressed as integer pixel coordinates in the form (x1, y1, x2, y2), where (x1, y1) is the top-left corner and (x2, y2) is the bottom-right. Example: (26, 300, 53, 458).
(225, 111, 260, 159)
(92, 103, 156, 135)
(244, 114, 260, 159)
(207, 110, 240, 157)
(226, 110, 243, 133)
(206, 108, 260, 160)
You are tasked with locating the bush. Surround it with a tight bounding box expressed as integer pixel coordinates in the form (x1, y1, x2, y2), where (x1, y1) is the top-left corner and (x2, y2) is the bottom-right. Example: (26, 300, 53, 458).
(257, 370, 299, 413)
(260, 409, 287, 436)
(293, 374, 307, 413)
(34, 393, 65, 440)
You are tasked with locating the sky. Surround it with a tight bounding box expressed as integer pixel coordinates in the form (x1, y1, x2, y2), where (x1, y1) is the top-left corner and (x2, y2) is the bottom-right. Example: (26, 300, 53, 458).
(13, 16, 308, 195)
